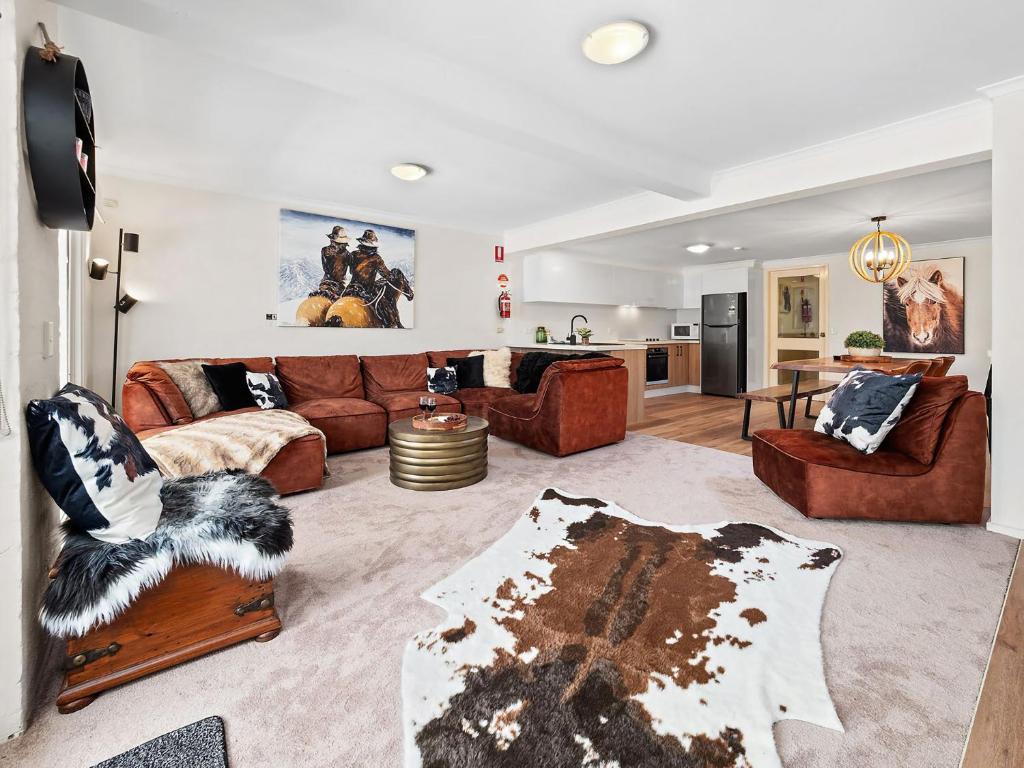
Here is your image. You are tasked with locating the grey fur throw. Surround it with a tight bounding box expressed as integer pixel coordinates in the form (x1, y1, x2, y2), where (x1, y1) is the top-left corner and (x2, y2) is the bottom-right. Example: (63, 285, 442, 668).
(41, 471, 293, 638)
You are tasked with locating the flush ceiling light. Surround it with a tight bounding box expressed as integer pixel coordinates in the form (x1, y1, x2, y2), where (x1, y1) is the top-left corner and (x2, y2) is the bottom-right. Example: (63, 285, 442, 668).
(686, 243, 713, 254)
(849, 215, 912, 283)
(732, 246, 745, 251)
(390, 163, 429, 181)
(582, 20, 649, 65)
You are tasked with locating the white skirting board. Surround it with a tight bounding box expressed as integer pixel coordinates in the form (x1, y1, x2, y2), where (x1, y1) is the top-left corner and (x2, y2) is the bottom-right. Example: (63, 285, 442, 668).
(645, 385, 700, 398)
(987, 520, 1024, 540)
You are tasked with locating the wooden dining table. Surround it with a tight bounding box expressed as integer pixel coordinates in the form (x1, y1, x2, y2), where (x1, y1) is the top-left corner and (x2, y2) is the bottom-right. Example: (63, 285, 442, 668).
(771, 356, 921, 428)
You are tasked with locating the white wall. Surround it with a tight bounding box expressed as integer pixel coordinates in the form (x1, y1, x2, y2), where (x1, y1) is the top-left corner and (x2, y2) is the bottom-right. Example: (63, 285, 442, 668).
(0, 0, 62, 739)
(85, 176, 503, 398)
(763, 237, 992, 390)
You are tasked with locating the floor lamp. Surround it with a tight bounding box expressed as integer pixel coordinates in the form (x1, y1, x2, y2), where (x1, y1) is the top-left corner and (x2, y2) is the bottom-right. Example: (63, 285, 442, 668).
(88, 228, 140, 407)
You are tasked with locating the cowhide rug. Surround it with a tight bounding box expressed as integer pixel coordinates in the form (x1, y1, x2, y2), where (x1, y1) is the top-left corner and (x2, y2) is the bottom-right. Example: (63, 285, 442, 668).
(403, 488, 843, 768)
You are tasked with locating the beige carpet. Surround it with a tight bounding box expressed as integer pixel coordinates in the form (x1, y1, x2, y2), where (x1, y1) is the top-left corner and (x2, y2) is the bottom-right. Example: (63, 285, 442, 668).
(0, 433, 1016, 767)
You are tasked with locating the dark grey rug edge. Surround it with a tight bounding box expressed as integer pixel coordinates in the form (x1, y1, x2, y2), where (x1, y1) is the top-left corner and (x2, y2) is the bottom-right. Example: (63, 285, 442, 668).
(90, 715, 227, 768)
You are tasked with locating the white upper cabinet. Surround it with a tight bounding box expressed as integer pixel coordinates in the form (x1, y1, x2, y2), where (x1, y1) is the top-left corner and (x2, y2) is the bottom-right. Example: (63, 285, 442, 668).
(699, 266, 749, 295)
(681, 272, 702, 308)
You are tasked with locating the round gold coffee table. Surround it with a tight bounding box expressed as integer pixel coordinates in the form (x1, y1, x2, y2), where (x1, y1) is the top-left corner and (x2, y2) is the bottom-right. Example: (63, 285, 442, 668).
(388, 416, 489, 491)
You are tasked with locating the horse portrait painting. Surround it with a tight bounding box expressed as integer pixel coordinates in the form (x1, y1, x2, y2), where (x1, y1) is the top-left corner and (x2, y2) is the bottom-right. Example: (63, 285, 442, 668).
(882, 257, 965, 354)
(277, 208, 416, 330)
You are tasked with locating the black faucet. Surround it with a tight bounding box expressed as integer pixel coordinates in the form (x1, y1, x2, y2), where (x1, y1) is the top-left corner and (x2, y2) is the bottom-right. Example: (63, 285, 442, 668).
(568, 314, 588, 345)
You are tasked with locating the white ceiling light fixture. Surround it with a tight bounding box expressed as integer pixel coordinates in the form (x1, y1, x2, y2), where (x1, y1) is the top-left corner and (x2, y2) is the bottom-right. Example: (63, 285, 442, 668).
(686, 243, 713, 254)
(582, 21, 650, 65)
(390, 163, 429, 181)
(732, 246, 745, 251)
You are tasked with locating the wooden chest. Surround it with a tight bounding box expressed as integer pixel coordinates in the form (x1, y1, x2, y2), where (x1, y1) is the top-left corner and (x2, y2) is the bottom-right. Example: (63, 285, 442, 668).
(56, 563, 281, 714)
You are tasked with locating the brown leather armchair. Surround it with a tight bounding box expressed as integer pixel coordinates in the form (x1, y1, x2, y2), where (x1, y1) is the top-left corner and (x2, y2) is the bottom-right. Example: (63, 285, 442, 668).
(751, 376, 987, 524)
(487, 357, 628, 456)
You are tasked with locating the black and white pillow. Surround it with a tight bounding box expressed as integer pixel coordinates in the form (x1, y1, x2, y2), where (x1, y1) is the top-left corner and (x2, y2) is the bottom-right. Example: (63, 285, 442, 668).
(246, 372, 288, 410)
(814, 368, 923, 454)
(427, 367, 458, 395)
(26, 384, 163, 543)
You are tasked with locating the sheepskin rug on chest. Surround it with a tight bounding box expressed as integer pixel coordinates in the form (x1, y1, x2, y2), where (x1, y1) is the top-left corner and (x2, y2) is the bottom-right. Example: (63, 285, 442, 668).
(403, 488, 843, 768)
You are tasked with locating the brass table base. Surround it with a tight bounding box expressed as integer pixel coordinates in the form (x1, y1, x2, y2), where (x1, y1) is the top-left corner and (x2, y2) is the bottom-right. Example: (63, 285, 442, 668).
(388, 416, 489, 491)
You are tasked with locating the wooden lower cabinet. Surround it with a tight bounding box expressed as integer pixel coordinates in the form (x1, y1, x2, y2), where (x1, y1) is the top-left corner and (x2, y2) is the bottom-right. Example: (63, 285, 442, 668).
(688, 343, 701, 386)
(666, 344, 700, 387)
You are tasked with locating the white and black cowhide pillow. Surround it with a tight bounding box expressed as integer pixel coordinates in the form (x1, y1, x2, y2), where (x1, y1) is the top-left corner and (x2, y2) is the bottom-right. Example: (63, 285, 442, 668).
(246, 372, 288, 410)
(26, 384, 163, 543)
(427, 367, 458, 395)
(814, 367, 922, 454)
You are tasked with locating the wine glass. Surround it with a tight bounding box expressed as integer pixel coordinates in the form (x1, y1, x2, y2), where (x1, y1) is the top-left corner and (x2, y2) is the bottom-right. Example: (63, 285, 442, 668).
(426, 397, 437, 419)
(418, 396, 430, 420)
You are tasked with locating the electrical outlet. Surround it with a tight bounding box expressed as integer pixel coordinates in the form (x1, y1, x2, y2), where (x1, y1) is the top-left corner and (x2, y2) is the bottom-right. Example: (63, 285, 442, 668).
(496, 326, 505, 334)
(266, 313, 277, 321)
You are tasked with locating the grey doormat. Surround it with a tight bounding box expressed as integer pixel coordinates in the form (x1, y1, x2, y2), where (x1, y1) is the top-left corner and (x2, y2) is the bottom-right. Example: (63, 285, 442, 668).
(91, 716, 228, 768)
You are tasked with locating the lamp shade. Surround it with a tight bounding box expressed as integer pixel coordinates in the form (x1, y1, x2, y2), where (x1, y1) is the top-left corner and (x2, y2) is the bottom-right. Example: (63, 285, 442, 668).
(122, 232, 140, 252)
(116, 293, 138, 314)
(88, 258, 109, 280)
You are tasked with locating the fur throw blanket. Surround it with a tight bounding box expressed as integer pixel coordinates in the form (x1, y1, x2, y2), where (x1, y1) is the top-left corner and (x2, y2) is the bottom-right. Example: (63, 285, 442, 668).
(41, 471, 293, 638)
(141, 409, 326, 479)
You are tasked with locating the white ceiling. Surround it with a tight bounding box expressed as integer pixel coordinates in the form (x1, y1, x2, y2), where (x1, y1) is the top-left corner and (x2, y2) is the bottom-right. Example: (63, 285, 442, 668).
(559, 162, 992, 269)
(55, 0, 1023, 232)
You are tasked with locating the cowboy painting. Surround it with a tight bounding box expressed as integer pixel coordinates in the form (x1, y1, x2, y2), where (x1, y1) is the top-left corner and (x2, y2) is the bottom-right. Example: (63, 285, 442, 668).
(278, 209, 416, 329)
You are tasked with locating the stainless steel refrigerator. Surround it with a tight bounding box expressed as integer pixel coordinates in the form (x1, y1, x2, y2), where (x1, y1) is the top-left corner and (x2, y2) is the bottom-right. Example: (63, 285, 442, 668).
(701, 292, 747, 397)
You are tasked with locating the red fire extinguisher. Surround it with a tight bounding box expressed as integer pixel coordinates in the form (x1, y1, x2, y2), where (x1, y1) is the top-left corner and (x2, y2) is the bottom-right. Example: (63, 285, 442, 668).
(498, 290, 511, 319)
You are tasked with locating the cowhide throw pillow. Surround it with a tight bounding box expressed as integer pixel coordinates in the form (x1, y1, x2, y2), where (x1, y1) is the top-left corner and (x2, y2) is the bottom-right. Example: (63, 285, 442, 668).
(470, 347, 512, 388)
(26, 384, 163, 543)
(246, 372, 288, 410)
(427, 367, 457, 395)
(158, 360, 221, 418)
(814, 368, 923, 454)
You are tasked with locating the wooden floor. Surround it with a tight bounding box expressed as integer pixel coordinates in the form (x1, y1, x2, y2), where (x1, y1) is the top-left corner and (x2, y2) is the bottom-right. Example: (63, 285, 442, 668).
(631, 392, 1022, 768)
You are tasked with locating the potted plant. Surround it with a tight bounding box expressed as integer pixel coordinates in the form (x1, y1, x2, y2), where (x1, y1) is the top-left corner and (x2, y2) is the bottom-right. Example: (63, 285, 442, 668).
(576, 327, 593, 344)
(843, 330, 885, 358)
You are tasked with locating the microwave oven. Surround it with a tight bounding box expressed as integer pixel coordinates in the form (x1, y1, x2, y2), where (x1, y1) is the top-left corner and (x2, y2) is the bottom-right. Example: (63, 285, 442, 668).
(671, 322, 700, 340)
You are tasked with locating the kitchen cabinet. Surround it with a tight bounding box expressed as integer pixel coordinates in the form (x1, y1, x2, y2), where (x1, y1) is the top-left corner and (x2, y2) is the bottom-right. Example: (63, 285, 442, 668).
(700, 266, 749, 295)
(645, 343, 701, 390)
(522, 253, 671, 308)
(681, 273, 702, 309)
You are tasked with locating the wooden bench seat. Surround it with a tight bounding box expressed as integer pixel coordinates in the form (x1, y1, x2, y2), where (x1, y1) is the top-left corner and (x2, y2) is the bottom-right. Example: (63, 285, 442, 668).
(738, 380, 837, 440)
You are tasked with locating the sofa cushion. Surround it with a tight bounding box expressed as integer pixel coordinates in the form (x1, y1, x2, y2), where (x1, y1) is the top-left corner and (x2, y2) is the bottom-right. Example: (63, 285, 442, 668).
(361, 353, 429, 398)
(447, 355, 485, 389)
(158, 360, 220, 418)
(753, 428, 929, 476)
(814, 368, 922, 454)
(276, 355, 364, 402)
(287, 397, 387, 453)
(212, 356, 275, 374)
(470, 348, 512, 388)
(452, 386, 516, 418)
(26, 384, 164, 543)
(246, 371, 288, 410)
(125, 362, 195, 426)
(202, 362, 257, 411)
(370, 390, 461, 422)
(885, 375, 969, 464)
(427, 349, 476, 368)
(427, 367, 458, 395)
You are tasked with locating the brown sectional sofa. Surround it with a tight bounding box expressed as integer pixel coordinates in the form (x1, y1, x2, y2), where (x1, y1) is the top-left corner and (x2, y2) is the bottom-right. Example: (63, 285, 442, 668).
(122, 348, 627, 494)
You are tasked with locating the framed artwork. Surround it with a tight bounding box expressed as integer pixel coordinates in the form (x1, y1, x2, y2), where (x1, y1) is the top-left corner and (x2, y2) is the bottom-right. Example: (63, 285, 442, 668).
(882, 257, 964, 354)
(277, 208, 415, 328)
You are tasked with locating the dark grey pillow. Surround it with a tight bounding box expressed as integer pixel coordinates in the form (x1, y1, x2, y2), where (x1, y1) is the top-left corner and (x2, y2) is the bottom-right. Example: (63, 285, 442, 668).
(814, 368, 922, 454)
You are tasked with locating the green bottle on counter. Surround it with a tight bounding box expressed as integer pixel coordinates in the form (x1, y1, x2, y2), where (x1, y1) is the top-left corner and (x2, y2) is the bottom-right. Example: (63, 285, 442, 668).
(535, 326, 548, 343)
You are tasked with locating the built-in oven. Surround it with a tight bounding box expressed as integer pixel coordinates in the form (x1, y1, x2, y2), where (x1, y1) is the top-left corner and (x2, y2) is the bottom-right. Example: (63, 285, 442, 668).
(671, 322, 700, 340)
(646, 346, 669, 384)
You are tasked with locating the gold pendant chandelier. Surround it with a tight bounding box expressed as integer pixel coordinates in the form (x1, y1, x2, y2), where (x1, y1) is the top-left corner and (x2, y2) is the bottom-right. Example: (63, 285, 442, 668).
(849, 215, 912, 283)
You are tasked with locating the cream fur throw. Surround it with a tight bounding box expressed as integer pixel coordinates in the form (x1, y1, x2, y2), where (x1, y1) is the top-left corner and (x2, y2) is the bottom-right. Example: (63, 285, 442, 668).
(470, 347, 512, 388)
(158, 360, 220, 418)
(142, 409, 325, 478)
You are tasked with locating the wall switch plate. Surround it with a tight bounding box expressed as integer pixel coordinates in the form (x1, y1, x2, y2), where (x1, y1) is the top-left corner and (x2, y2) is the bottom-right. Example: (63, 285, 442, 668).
(42, 320, 55, 358)
(266, 313, 277, 321)
(496, 326, 505, 333)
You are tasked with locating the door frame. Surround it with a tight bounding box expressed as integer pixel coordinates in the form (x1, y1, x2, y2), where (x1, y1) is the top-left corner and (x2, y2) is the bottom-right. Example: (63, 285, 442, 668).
(763, 265, 829, 387)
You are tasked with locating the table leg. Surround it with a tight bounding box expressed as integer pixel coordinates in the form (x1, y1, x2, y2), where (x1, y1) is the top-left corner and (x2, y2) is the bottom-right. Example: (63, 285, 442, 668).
(740, 400, 752, 441)
(787, 371, 801, 428)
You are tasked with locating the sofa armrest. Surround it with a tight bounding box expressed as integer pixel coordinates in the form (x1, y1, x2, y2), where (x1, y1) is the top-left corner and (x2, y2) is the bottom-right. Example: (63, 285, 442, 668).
(122, 362, 192, 432)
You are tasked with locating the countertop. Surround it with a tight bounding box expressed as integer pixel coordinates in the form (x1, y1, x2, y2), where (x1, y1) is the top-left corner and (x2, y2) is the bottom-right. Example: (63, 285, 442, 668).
(507, 342, 647, 352)
(617, 339, 701, 345)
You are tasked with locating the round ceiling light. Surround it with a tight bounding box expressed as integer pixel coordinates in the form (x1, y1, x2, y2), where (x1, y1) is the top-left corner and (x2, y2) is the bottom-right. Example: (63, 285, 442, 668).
(390, 163, 429, 181)
(582, 21, 649, 65)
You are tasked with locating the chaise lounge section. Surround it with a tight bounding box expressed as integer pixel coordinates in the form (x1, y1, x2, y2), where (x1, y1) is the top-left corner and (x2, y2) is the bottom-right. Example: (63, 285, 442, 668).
(751, 376, 987, 524)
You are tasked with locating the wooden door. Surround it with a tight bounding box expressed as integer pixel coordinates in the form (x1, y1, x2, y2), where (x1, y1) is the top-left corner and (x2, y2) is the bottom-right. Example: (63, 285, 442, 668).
(766, 266, 828, 386)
